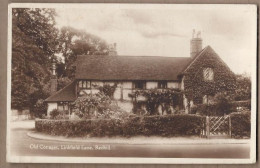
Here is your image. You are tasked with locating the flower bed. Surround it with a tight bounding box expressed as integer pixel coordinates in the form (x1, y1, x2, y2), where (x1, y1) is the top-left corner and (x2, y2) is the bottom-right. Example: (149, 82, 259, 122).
(35, 114, 206, 137)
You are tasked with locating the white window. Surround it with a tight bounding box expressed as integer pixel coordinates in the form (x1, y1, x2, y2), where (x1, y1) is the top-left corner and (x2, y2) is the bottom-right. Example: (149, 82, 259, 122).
(158, 81, 167, 89)
(203, 68, 214, 81)
(78, 80, 91, 88)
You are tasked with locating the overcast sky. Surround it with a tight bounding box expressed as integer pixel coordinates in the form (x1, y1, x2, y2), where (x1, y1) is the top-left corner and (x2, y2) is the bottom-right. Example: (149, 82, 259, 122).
(55, 4, 256, 75)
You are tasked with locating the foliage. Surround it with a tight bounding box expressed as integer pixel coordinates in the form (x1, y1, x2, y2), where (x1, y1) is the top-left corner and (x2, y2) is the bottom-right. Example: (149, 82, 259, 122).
(191, 98, 251, 116)
(57, 77, 72, 90)
(57, 26, 109, 78)
(230, 111, 251, 138)
(33, 99, 48, 118)
(72, 93, 112, 119)
(11, 8, 109, 116)
(232, 100, 251, 111)
(131, 89, 183, 115)
(214, 92, 233, 115)
(35, 114, 206, 137)
(98, 84, 117, 98)
(234, 74, 251, 101)
(11, 72, 30, 111)
(73, 92, 130, 120)
(49, 109, 61, 119)
(49, 109, 69, 120)
(12, 8, 58, 113)
(183, 48, 236, 106)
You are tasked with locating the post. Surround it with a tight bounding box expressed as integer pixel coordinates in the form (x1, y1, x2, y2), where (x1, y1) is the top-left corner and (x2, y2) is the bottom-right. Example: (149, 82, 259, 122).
(206, 116, 210, 138)
(229, 115, 232, 138)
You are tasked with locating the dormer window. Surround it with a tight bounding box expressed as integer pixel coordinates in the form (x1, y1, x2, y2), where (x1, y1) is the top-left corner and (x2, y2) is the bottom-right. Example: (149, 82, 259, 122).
(203, 68, 214, 81)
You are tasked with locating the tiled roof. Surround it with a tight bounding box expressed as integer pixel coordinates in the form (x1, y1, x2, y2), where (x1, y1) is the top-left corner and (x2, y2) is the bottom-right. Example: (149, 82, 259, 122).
(75, 55, 192, 81)
(45, 81, 77, 102)
(45, 46, 216, 102)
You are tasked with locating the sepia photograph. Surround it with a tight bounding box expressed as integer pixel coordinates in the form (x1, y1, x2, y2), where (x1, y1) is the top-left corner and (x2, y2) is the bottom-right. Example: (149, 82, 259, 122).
(7, 3, 256, 164)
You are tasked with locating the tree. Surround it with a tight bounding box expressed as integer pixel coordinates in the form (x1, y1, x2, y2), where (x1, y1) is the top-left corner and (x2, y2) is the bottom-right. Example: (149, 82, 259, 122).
(234, 74, 251, 101)
(12, 8, 58, 114)
(57, 26, 109, 78)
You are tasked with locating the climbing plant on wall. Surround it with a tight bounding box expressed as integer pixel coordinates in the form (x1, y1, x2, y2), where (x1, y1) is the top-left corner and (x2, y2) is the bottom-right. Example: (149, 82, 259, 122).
(131, 89, 183, 115)
(182, 47, 236, 105)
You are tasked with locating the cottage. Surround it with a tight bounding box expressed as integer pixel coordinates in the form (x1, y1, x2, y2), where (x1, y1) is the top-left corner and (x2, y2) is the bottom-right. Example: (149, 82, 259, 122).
(45, 30, 236, 115)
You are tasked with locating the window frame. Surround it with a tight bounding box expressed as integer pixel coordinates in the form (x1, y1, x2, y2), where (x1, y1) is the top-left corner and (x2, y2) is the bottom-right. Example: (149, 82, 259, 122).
(57, 102, 70, 114)
(133, 81, 146, 89)
(78, 80, 91, 89)
(158, 81, 167, 89)
(203, 67, 214, 81)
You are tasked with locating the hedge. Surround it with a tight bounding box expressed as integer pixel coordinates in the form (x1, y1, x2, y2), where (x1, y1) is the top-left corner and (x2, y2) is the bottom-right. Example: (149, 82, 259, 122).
(35, 114, 206, 137)
(230, 111, 251, 138)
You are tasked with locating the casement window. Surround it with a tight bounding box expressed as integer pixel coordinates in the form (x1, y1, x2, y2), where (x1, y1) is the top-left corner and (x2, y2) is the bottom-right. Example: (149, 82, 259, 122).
(78, 80, 91, 89)
(133, 81, 146, 89)
(203, 68, 214, 81)
(158, 81, 167, 89)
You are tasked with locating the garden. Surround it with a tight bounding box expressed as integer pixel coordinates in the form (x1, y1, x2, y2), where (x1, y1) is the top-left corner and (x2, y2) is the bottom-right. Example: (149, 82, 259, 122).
(35, 84, 251, 139)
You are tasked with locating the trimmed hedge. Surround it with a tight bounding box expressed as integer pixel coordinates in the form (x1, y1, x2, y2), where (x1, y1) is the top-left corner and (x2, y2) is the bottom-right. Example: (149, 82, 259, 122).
(230, 111, 251, 138)
(35, 114, 206, 137)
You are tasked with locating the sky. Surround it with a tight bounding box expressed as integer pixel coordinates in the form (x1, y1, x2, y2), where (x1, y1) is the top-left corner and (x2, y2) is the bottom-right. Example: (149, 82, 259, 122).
(54, 4, 256, 75)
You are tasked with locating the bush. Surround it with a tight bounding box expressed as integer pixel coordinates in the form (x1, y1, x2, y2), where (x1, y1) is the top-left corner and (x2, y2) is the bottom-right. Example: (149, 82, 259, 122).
(72, 93, 112, 119)
(230, 111, 251, 138)
(49, 109, 68, 120)
(35, 114, 206, 137)
(191, 100, 251, 116)
(231, 100, 251, 111)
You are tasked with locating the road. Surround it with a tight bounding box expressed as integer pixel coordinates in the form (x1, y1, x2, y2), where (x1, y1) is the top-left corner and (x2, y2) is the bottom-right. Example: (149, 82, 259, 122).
(9, 120, 250, 158)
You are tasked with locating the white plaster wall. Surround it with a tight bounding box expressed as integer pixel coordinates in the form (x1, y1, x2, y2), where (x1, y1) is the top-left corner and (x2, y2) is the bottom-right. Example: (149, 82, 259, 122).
(168, 82, 180, 89)
(79, 89, 91, 95)
(122, 82, 132, 89)
(104, 81, 115, 86)
(146, 82, 157, 89)
(180, 77, 185, 90)
(91, 81, 103, 87)
(47, 103, 57, 116)
(114, 87, 121, 100)
(123, 89, 132, 101)
(91, 89, 99, 94)
(183, 95, 189, 114)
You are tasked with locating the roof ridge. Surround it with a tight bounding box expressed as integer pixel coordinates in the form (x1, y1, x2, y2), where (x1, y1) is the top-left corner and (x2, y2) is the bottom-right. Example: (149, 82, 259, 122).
(181, 45, 211, 74)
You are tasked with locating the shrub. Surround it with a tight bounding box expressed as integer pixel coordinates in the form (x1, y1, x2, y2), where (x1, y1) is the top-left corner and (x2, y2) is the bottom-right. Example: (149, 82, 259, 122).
(230, 111, 251, 138)
(231, 100, 251, 111)
(35, 114, 206, 137)
(191, 100, 251, 116)
(98, 84, 117, 98)
(49, 109, 68, 120)
(72, 92, 112, 119)
(49, 109, 61, 119)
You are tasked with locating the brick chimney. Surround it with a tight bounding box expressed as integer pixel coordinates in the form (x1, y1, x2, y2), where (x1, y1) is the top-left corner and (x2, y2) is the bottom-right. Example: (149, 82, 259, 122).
(190, 29, 202, 57)
(108, 43, 117, 56)
(50, 61, 57, 94)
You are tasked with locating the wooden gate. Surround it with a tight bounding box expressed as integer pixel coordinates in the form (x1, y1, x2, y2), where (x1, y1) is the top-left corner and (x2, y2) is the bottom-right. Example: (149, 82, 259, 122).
(203, 115, 231, 138)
